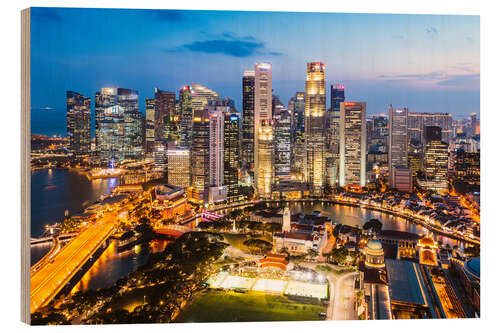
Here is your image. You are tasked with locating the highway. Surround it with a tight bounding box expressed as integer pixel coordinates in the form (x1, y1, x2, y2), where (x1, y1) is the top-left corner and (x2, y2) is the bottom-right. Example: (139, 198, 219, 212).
(30, 211, 120, 314)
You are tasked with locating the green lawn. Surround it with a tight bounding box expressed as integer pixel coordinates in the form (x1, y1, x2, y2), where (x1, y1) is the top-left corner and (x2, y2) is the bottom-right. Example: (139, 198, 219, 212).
(175, 290, 326, 323)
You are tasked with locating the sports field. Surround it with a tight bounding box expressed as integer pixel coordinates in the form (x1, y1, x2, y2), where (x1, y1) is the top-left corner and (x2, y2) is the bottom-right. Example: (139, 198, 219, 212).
(175, 290, 327, 322)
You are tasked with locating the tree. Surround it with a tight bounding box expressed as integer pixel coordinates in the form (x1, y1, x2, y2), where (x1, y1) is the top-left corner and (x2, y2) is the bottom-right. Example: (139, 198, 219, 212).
(243, 238, 273, 254)
(363, 219, 382, 233)
(328, 248, 349, 265)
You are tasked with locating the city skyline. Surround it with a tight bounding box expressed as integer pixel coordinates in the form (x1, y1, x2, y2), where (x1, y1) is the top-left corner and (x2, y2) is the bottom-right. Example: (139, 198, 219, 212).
(31, 7, 479, 138)
(25, 7, 481, 324)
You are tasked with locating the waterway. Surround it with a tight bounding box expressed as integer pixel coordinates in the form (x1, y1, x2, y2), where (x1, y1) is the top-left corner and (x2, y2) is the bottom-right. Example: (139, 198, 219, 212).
(31, 169, 118, 238)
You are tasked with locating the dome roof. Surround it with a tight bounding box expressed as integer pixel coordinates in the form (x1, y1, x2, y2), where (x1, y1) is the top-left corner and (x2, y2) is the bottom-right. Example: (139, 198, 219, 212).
(366, 239, 382, 251)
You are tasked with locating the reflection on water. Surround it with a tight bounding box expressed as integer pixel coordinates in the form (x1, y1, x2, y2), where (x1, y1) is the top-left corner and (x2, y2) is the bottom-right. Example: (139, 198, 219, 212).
(31, 169, 117, 238)
(30, 243, 53, 266)
(280, 201, 462, 248)
(71, 239, 171, 294)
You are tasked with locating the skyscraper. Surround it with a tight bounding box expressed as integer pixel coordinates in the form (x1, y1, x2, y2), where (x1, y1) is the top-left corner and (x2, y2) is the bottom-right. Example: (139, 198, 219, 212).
(254, 62, 273, 196)
(388, 105, 409, 188)
(289, 92, 305, 130)
(179, 86, 193, 148)
(289, 92, 306, 181)
(191, 83, 219, 114)
(329, 84, 345, 155)
(208, 106, 224, 189)
(95, 87, 142, 164)
(224, 112, 240, 200)
(191, 108, 211, 203)
(145, 98, 155, 154)
(167, 147, 191, 188)
(423, 126, 449, 192)
(154, 88, 176, 141)
(339, 102, 367, 187)
(66, 91, 91, 157)
(256, 120, 275, 198)
(95, 87, 120, 164)
(274, 107, 291, 180)
(120, 88, 143, 160)
(408, 112, 453, 145)
(305, 62, 326, 195)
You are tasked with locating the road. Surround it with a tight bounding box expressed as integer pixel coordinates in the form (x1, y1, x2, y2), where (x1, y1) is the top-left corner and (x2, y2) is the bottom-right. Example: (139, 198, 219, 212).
(331, 271, 357, 320)
(299, 261, 357, 320)
(30, 210, 120, 314)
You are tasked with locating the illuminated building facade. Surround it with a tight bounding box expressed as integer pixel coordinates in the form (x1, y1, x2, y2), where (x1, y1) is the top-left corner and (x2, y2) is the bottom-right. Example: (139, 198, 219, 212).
(454, 150, 480, 185)
(145, 98, 155, 154)
(289, 92, 306, 180)
(224, 112, 240, 200)
(208, 105, 224, 188)
(339, 102, 367, 187)
(364, 239, 385, 269)
(242, 71, 255, 175)
(95, 87, 142, 164)
(153, 140, 168, 172)
(179, 86, 193, 147)
(391, 166, 412, 193)
(66, 91, 91, 157)
(388, 106, 408, 188)
(274, 104, 291, 180)
(191, 108, 211, 203)
(167, 148, 191, 188)
(408, 152, 422, 177)
(422, 126, 449, 191)
(120, 88, 143, 160)
(305, 62, 327, 194)
(329, 84, 345, 156)
(256, 120, 274, 198)
(154, 88, 176, 141)
(254, 62, 273, 193)
(191, 83, 219, 115)
(95, 87, 121, 164)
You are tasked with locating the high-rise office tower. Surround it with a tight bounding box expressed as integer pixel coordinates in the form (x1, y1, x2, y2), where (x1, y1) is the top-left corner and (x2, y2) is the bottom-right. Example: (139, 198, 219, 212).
(388, 105, 409, 187)
(289, 92, 305, 132)
(95, 87, 120, 165)
(305, 62, 326, 195)
(470, 113, 479, 136)
(408, 112, 453, 145)
(423, 126, 449, 191)
(274, 107, 291, 180)
(66, 91, 91, 157)
(145, 98, 156, 154)
(95, 87, 142, 164)
(153, 140, 168, 172)
(191, 83, 219, 114)
(256, 120, 275, 198)
(167, 147, 191, 188)
(120, 88, 143, 160)
(191, 108, 211, 203)
(224, 112, 240, 200)
(179, 86, 193, 147)
(208, 106, 224, 188)
(289, 92, 306, 180)
(339, 102, 367, 187)
(254, 62, 273, 195)
(329, 84, 345, 154)
(154, 88, 176, 141)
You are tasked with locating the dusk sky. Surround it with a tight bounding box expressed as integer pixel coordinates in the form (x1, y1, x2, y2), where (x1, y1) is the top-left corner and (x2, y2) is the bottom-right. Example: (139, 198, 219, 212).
(30, 7, 479, 136)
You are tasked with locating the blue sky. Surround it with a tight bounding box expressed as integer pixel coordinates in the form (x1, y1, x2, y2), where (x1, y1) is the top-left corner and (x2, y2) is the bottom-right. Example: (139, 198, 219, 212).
(30, 7, 479, 135)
